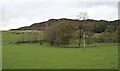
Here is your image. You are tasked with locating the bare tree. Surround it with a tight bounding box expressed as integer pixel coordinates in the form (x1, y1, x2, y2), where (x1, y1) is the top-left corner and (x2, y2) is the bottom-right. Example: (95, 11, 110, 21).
(77, 12, 88, 50)
(77, 12, 88, 20)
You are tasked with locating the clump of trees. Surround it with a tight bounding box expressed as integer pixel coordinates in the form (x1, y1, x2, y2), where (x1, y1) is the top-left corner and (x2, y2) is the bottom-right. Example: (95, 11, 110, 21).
(94, 24, 119, 43)
(45, 21, 76, 47)
(13, 12, 119, 48)
(44, 12, 99, 48)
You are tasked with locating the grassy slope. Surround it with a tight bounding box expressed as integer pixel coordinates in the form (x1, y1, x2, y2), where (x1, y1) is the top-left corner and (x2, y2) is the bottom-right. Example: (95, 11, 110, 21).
(2, 31, 118, 69)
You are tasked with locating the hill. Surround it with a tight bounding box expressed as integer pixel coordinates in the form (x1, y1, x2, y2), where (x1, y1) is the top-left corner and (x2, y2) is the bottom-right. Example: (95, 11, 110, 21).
(10, 18, 120, 33)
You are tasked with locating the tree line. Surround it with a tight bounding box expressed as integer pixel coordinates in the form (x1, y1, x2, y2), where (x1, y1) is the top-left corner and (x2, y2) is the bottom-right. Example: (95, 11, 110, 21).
(13, 12, 119, 48)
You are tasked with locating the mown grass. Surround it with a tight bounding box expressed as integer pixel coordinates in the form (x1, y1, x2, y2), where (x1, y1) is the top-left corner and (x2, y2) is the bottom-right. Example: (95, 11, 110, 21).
(2, 31, 118, 69)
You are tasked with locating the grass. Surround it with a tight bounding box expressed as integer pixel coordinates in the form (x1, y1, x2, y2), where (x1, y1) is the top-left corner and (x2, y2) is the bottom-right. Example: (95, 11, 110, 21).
(2, 31, 118, 69)
(0, 31, 2, 70)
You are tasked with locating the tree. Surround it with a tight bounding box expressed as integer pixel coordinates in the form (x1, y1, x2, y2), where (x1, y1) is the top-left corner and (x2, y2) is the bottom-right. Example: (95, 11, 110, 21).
(77, 12, 88, 20)
(77, 12, 88, 49)
(111, 30, 118, 43)
(45, 24, 57, 45)
(105, 25, 115, 33)
(118, 25, 120, 43)
(94, 24, 107, 33)
(98, 32, 113, 43)
(55, 21, 75, 47)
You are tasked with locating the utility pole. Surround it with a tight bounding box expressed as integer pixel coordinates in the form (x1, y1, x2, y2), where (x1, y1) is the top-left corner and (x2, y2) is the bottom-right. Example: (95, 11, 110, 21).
(78, 29, 81, 48)
(83, 33, 86, 51)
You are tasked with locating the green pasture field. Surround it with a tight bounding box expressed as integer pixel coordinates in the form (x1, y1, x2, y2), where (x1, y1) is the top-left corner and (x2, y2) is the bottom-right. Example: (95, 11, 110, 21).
(2, 31, 118, 69)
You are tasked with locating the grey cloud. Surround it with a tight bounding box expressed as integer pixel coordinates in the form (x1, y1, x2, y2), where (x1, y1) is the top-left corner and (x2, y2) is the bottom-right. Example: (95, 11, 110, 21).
(0, 0, 118, 30)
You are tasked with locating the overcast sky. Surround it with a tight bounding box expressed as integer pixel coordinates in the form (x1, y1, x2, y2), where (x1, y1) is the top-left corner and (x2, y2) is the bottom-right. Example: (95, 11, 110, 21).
(0, 0, 119, 30)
